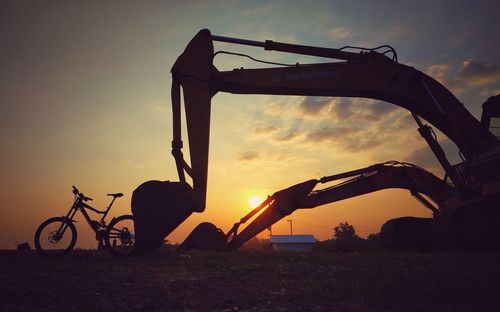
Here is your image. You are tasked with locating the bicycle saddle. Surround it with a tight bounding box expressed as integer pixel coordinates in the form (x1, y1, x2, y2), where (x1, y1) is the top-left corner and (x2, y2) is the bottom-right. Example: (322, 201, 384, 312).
(107, 193, 124, 198)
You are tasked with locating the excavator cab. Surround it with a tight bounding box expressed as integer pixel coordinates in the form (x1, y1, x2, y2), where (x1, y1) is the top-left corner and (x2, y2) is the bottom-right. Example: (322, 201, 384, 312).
(481, 95, 500, 139)
(474, 95, 500, 188)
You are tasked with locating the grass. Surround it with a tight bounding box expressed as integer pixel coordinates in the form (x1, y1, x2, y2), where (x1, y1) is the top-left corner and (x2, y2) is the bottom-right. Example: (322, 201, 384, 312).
(1, 250, 500, 311)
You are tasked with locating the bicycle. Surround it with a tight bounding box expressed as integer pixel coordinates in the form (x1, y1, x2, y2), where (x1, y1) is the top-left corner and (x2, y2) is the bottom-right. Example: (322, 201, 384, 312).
(34, 186, 135, 257)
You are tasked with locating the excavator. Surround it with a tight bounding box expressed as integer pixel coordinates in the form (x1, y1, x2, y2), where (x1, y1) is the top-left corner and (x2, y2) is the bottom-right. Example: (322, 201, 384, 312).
(131, 29, 500, 253)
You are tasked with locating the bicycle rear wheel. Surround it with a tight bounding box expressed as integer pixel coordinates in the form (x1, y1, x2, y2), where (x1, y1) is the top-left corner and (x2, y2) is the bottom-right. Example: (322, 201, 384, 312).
(105, 215, 135, 257)
(34, 217, 77, 257)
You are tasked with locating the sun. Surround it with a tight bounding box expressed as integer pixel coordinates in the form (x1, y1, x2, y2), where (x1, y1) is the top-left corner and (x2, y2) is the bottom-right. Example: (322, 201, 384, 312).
(248, 195, 263, 209)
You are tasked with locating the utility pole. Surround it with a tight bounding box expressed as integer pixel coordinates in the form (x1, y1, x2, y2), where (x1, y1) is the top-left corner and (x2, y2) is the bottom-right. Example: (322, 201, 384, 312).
(287, 219, 293, 235)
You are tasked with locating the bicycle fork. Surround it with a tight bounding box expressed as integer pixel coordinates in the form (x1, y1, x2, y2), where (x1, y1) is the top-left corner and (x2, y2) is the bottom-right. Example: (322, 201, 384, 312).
(55, 203, 79, 241)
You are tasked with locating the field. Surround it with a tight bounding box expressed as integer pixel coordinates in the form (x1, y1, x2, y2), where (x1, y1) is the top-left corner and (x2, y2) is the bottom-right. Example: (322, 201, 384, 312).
(1, 250, 500, 311)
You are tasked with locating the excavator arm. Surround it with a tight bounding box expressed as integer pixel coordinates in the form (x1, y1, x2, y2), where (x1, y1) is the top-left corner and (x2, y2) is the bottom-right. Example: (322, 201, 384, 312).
(179, 161, 455, 251)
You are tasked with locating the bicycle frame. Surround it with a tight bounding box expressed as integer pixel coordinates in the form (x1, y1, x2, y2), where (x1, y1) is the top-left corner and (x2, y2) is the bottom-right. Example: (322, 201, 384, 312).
(57, 193, 118, 240)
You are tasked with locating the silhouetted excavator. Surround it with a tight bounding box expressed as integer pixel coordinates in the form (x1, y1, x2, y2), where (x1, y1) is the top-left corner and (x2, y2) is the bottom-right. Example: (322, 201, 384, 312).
(131, 29, 500, 253)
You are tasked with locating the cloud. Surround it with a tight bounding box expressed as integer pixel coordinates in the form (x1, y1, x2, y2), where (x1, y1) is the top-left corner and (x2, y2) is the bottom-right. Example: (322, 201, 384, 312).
(273, 130, 299, 142)
(305, 126, 382, 152)
(390, 114, 415, 131)
(246, 95, 421, 157)
(305, 126, 355, 142)
(329, 98, 397, 122)
(405, 146, 438, 169)
(426, 64, 452, 79)
(236, 150, 297, 164)
(250, 96, 410, 154)
(479, 89, 500, 98)
(369, 101, 398, 115)
(264, 100, 291, 116)
(426, 64, 464, 94)
(265, 97, 397, 133)
(299, 97, 332, 116)
(253, 125, 278, 135)
(458, 59, 500, 85)
(251, 124, 301, 143)
(330, 98, 354, 120)
(426, 59, 500, 94)
(327, 27, 353, 39)
(238, 151, 260, 161)
(269, 97, 399, 125)
(405, 139, 462, 171)
(345, 139, 382, 152)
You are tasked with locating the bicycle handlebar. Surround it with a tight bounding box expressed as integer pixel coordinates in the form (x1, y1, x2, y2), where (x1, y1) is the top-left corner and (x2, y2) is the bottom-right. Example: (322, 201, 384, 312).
(72, 185, 93, 201)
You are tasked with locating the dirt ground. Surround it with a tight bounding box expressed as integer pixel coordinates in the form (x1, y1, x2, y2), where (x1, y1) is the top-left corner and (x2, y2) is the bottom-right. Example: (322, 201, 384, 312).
(1, 250, 500, 312)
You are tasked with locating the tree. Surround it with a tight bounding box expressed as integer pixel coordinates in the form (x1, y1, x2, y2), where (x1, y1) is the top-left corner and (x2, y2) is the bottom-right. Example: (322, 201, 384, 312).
(313, 222, 365, 252)
(333, 222, 358, 240)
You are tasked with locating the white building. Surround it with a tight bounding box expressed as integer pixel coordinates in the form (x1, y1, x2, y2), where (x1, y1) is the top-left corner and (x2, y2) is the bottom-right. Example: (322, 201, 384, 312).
(270, 235, 317, 252)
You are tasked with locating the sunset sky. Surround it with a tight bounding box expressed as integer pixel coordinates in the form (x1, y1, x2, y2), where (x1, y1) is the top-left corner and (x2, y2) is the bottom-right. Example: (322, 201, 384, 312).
(1, 1, 499, 249)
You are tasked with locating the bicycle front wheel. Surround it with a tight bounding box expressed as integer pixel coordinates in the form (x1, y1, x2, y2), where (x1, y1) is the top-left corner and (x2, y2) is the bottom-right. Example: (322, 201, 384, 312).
(105, 215, 135, 257)
(34, 217, 77, 257)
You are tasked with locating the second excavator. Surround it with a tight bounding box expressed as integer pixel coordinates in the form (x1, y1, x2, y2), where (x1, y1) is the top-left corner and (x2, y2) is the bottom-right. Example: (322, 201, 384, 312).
(131, 29, 500, 253)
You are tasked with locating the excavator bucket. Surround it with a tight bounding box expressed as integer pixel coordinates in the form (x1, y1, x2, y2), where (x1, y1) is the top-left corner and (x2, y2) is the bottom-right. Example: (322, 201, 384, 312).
(178, 222, 228, 252)
(131, 180, 196, 253)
